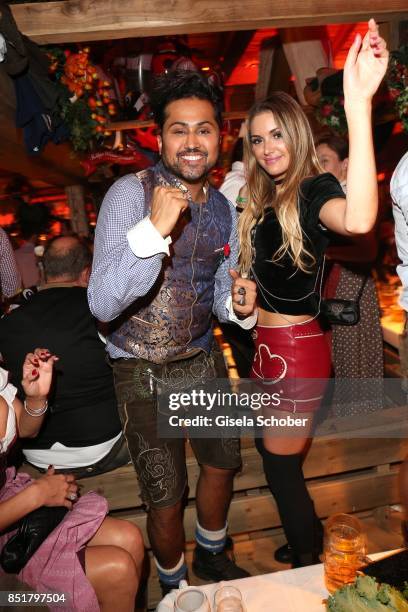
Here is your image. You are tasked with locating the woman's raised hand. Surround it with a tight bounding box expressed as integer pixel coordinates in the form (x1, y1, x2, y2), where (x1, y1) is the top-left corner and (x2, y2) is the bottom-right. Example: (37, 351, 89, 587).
(343, 18, 389, 104)
(21, 349, 59, 400)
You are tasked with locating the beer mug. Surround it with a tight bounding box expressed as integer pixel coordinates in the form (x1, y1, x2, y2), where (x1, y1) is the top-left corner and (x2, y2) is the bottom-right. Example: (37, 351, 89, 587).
(324, 513, 367, 593)
(174, 587, 210, 612)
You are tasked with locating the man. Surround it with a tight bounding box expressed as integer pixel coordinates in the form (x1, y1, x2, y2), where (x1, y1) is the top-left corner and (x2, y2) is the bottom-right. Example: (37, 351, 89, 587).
(392, 152, 408, 548)
(391, 151, 408, 390)
(0, 235, 128, 477)
(0, 226, 21, 301)
(88, 70, 257, 593)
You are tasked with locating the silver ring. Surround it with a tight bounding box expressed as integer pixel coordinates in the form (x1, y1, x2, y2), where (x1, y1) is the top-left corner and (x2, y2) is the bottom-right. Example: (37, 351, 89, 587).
(238, 287, 246, 295)
(238, 296, 246, 306)
(67, 492, 77, 502)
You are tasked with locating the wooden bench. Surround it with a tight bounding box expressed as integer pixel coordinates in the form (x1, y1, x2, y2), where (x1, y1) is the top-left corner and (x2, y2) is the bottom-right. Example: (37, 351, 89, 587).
(20, 389, 408, 609)
(77, 405, 408, 544)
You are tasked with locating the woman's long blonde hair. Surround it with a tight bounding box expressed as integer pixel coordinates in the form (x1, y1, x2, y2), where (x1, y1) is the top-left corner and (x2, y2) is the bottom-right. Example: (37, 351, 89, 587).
(239, 92, 322, 276)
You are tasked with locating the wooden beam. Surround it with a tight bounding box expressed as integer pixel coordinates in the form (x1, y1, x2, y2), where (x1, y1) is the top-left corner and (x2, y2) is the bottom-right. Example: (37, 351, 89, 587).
(66, 185, 89, 236)
(399, 20, 408, 45)
(378, 20, 407, 51)
(11, 0, 408, 45)
(255, 37, 278, 101)
(264, 43, 292, 98)
(221, 31, 255, 82)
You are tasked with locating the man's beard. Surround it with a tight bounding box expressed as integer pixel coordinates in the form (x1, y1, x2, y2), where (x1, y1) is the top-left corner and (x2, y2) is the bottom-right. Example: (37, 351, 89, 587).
(162, 149, 214, 184)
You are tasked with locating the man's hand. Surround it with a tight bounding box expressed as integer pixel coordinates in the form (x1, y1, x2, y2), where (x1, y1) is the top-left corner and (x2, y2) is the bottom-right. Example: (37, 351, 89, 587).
(230, 269, 257, 317)
(150, 186, 189, 238)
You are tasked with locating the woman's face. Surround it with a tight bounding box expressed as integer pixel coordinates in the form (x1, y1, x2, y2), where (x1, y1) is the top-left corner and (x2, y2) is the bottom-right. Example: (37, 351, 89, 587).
(316, 143, 347, 182)
(249, 112, 290, 180)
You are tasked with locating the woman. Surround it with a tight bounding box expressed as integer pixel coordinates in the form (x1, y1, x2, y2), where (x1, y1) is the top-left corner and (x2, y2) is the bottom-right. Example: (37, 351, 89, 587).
(315, 133, 383, 416)
(0, 349, 144, 611)
(233, 19, 388, 566)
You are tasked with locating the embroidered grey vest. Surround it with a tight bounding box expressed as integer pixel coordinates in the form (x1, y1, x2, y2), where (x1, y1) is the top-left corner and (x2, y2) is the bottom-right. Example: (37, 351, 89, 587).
(109, 162, 232, 364)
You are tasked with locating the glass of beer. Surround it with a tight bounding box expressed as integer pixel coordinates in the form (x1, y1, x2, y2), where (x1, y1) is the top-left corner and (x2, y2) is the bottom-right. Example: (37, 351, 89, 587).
(214, 586, 244, 611)
(174, 588, 210, 612)
(324, 513, 367, 593)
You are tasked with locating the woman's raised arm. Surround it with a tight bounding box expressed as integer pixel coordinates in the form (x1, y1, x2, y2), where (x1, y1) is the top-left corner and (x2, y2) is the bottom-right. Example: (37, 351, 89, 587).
(319, 19, 389, 236)
(13, 349, 58, 438)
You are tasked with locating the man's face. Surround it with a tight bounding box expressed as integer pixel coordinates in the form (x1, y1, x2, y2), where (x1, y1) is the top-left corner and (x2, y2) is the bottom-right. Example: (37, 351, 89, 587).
(158, 98, 220, 184)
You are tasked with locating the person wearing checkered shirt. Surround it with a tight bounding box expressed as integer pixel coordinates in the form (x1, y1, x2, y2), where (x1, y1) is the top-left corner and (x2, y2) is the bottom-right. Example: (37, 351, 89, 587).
(0, 227, 21, 301)
(88, 70, 257, 595)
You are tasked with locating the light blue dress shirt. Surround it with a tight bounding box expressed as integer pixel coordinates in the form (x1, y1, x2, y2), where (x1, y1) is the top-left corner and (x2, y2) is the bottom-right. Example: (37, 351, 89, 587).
(391, 151, 408, 312)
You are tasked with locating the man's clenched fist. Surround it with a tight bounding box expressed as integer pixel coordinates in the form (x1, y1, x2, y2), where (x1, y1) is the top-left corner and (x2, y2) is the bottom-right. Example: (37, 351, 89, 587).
(150, 186, 189, 238)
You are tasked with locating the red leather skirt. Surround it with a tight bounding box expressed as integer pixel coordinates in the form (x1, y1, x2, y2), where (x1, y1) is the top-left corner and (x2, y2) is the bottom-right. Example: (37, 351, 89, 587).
(250, 319, 332, 413)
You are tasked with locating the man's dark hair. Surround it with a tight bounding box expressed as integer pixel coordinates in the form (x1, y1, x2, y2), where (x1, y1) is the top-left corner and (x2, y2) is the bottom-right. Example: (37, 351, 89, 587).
(43, 236, 92, 281)
(315, 133, 349, 161)
(150, 69, 224, 130)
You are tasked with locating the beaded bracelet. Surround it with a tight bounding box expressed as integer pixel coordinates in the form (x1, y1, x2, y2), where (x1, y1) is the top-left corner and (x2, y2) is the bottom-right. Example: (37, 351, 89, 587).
(236, 196, 248, 204)
(24, 399, 48, 417)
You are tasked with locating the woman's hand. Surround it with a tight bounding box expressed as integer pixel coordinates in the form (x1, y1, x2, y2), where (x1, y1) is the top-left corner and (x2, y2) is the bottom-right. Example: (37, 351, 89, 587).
(343, 18, 389, 104)
(33, 467, 78, 510)
(21, 349, 58, 401)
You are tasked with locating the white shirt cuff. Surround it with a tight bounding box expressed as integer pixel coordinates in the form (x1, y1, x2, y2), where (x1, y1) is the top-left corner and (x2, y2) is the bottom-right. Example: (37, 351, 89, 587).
(225, 295, 257, 330)
(127, 216, 172, 258)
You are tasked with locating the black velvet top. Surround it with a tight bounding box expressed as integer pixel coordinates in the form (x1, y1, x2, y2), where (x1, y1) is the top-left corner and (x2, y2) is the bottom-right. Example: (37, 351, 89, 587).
(251, 173, 346, 315)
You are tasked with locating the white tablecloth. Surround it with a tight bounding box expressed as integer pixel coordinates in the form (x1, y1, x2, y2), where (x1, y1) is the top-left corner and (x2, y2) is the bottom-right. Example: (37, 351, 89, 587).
(156, 552, 398, 612)
(158, 564, 327, 612)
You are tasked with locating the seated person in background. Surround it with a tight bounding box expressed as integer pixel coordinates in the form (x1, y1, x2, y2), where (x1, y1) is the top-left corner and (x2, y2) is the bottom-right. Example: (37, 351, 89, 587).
(0, 235, 129, 478)
(0, 349, 144, 612)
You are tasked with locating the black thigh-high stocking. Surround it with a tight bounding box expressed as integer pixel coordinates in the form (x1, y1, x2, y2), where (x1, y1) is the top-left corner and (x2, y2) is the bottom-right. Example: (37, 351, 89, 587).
(256, 439, 323, 565)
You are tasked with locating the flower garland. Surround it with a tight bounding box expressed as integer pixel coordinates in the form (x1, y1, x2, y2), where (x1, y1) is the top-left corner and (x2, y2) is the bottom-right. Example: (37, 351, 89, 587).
(315, 95, 348, 136)
(47, 47, 117, 151)
(387, 45, 408, 133)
